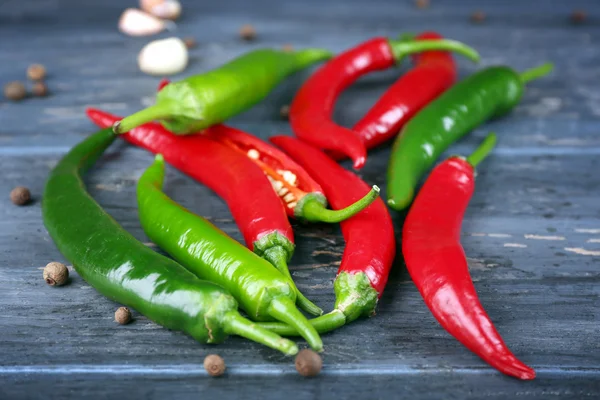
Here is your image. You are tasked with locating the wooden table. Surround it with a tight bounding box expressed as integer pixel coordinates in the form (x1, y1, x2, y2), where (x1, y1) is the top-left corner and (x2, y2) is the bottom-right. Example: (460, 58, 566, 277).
(1, 0, 599, 398)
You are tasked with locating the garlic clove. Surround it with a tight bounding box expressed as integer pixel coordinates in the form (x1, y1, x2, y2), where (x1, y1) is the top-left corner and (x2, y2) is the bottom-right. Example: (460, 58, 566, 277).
(152, 0, 182, 20)
(140, 0, 163, 14)
(138, 37, 189, 76)
(119, 8, 169, 37)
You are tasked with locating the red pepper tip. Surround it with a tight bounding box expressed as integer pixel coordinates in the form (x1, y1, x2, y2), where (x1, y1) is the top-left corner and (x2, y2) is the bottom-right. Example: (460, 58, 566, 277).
(352, 155, 366, 170)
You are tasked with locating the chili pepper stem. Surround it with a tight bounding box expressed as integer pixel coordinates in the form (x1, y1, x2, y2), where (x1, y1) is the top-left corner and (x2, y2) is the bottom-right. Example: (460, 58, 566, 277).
(519, 62, 554, 84)
(267, 297, 324, 352)
(113, 103, 176, 134)
(257, 309, 347, 336)
(466, 133, 497, 168)
(300, 185, 380, 223)
(263, 246, 323, 316)
(389, 38, 480, 63)
(222, 311, 299, 356)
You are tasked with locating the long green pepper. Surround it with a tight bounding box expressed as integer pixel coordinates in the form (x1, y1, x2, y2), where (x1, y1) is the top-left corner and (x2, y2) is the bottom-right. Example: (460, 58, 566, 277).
(387, 62, 554, 210)
(137, 155, 324, 352)
(42, 129, 298, 355)
(114, 48, 333, 134)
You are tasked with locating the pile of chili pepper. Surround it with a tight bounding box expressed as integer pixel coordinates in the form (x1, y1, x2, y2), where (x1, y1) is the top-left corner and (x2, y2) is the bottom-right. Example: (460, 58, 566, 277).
(41, 33, 554, 379)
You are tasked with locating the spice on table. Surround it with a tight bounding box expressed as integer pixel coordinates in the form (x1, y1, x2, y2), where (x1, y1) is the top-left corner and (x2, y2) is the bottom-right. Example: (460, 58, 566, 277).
(387, 62, 554, 210)
(87, 107, 321, 317)
(329, 31, 461, 161)
(42, 128, 298, 355)
(32, 81, 49, 97)
(415, 0, 430, 9)
(295, 349, 322, 377)
(470, 11, 486, 23)
(280, 104, 290, 119)
(570, 10, 587, 24)
(43, 262, 69, 286)
(239, 24, 257, 40)
(289, 35, 480, 169)
(258, 137, 395, 336)
(137, 155, 324, 352)
(114, 307, 132, 325)
(282, 44, 294, 52)
(204, 354, 226, 377)
(27, 64, 46, 81)
(403, 133, 535, 380)
(113, 47, 332, 135)
(183, 37, 197, 49)
(10, 186, 31, 205)
(4, 81, 27, 101)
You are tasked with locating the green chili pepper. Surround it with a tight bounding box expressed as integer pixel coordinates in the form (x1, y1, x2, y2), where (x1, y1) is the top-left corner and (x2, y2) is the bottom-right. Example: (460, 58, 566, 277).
(137, 155, 324, 352)
(42, 128, 298, 356)
(114, 48, 333, 135)
(386, 62, 554, 210)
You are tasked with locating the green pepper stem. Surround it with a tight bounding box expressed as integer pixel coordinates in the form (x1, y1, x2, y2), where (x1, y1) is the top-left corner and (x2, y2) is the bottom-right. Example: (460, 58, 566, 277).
(293, 48, 335, 68)
(267, 297, 323, 352)
(257, 309, 346, 336)
(113, 103, 175, 134)
(300, 185, 380, 223)
(388, 38, 480, 63)
(222, 311, 298, 356)
(466, 133, 497, 168)
(520, 62, 554, 84)
(262, 246, 323, 316)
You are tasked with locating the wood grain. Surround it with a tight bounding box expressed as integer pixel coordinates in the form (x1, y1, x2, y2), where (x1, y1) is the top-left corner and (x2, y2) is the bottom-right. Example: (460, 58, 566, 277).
(1, 0, 599, 398)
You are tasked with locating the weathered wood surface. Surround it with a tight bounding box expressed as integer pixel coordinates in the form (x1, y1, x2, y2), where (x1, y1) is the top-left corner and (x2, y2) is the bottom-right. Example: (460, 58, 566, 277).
(1, 0, 599, 399)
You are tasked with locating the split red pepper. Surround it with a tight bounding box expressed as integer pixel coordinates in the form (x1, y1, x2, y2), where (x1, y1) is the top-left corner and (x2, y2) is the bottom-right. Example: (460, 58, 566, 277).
(258, 136, 396, 335)
(402, 133, 535, 380)
(330, 32, 457, 160)
(290, 34, 480, 169)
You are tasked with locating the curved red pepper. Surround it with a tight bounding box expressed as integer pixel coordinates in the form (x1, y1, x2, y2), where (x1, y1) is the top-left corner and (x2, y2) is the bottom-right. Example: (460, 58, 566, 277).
(290, 34, 479, 169)
(270, 136, 396, 323)
(348, 31, 456, 154)
(402, 137, 535, 380)
(86, 108, 292, 251)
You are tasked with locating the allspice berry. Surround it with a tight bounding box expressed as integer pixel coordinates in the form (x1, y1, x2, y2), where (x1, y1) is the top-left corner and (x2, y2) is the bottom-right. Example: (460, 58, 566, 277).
(27, 64, 47, 81)
(32, 82, 49, 97)
(295, 349, 322, 377)
(280, 104, 290, 119)
(282, 44, 294, 52)
(570, 10, 587, 24)
(183, 37, 197, 49)
(43, 262, 69, 286)
(115, 307, 132, 325)
(470, 11, 486, 24)
(204, 354, 226, 377)
(415, 0, 430, 9)
(239, 24, 256, 41)
(4, 81, 27, 101)
(10, 186, 31, 206)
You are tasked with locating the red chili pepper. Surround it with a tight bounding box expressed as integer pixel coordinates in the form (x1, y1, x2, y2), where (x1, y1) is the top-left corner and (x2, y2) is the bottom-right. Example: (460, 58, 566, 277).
(402, 133, 535, 380)
(329, 32, 456, 159)
(258, 136, 395, 335)
(289, 35, 480, 169)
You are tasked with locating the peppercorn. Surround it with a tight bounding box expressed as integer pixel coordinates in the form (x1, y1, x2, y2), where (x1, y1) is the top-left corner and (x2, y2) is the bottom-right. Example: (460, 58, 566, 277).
(4, 81, 27, 101)
(204, 354, 226, 377)
(415, 0, 430, 9)
(280, 104, 290, 119)
(27, 64, 47, 81)
(32, 81, 49, 97)
(470, 11, 486, 23)
(295, 349, 322, 377)
(239, 24, 256, 41)
(282, 44, 294, 52)
(43, 262, 69, 286)
(570, 10, 587, 24)
(183, 37, 196, 49)
(115, 307, 132, 324)
(10, 186, 31, 205)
